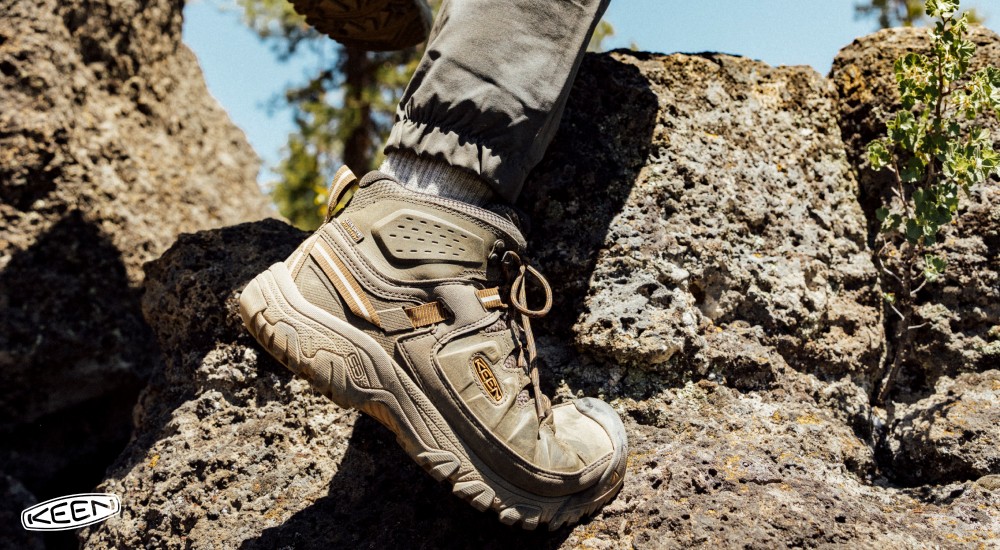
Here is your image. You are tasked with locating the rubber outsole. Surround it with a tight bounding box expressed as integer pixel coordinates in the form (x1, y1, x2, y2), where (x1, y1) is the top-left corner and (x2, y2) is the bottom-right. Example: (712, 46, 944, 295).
(290, 0, 432, 51)
(239, 263, 625, 530)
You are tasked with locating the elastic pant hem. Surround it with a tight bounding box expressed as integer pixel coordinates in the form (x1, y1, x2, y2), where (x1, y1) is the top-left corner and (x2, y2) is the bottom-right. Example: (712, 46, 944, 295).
(384, 118, 529, 203)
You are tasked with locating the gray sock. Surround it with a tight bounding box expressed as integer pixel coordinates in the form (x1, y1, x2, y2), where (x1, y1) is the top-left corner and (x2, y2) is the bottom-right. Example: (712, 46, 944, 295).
(380, 151, 496, 206)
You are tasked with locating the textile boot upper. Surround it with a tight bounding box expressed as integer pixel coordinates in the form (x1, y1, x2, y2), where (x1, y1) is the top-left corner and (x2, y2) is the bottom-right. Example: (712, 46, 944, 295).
(241, 168, 627, 529)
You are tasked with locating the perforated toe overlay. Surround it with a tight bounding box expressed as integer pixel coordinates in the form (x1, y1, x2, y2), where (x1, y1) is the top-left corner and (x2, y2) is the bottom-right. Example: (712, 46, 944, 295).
(372, 209, 485, 265)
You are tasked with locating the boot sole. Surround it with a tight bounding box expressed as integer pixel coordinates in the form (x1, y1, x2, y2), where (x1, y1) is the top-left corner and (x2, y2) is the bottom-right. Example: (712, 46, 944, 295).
(290, 0, 432, 51)
(239, 263, 625, 530)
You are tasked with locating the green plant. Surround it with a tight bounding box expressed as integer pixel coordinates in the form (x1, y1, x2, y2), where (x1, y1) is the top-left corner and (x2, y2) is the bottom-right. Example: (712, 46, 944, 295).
(866, 0, 1000, 404)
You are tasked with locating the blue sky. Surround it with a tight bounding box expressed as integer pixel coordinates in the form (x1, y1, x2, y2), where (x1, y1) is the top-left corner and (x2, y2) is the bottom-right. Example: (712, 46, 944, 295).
(182, 0, 998, 184)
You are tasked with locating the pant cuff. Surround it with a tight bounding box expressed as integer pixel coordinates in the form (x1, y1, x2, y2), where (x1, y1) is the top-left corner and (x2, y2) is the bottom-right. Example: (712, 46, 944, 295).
(383, 118, 529, 204)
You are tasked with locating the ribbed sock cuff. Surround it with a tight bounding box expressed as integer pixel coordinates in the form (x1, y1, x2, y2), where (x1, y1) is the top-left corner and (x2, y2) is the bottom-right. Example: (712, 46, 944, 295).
(380, 152, 496, 206)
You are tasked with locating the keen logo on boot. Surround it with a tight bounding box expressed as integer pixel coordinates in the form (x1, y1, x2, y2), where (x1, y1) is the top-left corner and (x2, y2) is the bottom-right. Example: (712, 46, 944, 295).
(474, 356, 503, 403)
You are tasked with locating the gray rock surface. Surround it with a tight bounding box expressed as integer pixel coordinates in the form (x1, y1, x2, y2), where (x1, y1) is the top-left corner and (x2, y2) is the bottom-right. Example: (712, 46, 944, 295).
(0, 0, 271, 521)
(832, 26, 1000, 396)
(889, 370, 1000, 485)
(520, 51, 883, 400)
(82, 219, 999, 549)
(82, 46, 1000, 548)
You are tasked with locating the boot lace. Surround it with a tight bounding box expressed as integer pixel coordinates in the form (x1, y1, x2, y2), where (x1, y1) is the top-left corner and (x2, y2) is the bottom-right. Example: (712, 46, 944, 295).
(500, 250, 554, 424)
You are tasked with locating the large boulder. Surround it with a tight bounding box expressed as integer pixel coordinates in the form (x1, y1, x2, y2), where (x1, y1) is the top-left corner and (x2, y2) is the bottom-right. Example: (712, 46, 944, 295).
(0, 0, 271, 518)
(82, 50, 999, 548)
(520, 52, 883, 396)
(832, 27, 1000, 397)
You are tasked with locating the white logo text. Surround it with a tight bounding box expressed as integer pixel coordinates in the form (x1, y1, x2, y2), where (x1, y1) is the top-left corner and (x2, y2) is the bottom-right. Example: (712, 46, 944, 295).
(21, 493, 121, 531)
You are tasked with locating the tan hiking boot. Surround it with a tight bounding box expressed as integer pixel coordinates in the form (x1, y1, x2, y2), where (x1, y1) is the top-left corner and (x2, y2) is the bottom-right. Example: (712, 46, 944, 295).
(289, 0, 432, 51)
(239, 168, 627, 530)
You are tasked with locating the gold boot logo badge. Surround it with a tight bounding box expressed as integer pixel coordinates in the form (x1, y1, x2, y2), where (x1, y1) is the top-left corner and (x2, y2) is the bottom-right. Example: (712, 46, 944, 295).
(473, 357, 503, 403)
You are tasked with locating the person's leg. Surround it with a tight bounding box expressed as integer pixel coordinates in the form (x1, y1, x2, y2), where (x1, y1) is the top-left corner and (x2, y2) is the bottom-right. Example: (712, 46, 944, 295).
(381, 0, 611, 204)
(245, 0, 627, 530)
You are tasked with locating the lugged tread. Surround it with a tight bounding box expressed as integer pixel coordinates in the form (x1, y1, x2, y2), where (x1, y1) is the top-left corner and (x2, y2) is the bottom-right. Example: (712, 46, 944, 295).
(452, 480, 495, 512)
(498, 506, 520, 526)
(417, 451, 460, 481)
(498, 504, 541, 529)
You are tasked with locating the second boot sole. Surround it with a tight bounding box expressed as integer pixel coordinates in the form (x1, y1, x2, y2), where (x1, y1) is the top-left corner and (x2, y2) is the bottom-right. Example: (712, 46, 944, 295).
(290, 0, 431, 51)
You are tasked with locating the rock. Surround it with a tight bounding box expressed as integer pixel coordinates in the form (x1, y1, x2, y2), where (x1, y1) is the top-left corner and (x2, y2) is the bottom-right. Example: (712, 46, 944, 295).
(82, 219, 999, 548)
(572, 388, 997, 549)
(0, 0, 271, 520)
(832, 27, 1000, 396)
(889, 370, 1000, 485)
(0, 474, 44, 550)
(520, 52, 884, 397)
(82, 49, 999, 548)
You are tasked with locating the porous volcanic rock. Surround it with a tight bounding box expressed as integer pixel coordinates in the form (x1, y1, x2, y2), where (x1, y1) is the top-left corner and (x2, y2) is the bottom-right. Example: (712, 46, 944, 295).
(0, 0, 271, 518)
(83, 51, 999, 549)
(519, 52, 884, 398)
(832, 26, 1000, 397)
(888, 370, 1000, 485)
(0, 473, 43, 550)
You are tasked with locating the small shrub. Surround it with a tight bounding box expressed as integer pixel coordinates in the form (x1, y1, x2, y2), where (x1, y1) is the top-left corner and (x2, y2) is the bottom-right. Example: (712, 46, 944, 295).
(866, 0, 1000, 404)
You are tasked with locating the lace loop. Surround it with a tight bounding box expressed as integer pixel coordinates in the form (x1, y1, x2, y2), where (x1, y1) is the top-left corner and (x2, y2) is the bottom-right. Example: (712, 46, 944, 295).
(509, 264, 553, 318)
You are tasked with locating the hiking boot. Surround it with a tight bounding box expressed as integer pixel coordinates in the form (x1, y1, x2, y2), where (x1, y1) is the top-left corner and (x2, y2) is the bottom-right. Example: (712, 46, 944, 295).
(289, 0, 432, 51)
(239, 168, 628, 529)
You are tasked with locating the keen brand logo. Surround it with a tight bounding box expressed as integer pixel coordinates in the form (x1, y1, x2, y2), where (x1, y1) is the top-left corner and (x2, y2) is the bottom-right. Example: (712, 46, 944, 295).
(473, 357, 503, 403)
(21, 493, 120, 531)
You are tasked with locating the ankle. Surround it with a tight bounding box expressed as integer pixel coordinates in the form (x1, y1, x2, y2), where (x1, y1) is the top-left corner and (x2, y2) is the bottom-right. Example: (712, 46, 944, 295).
(380, 151, 496, 206)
